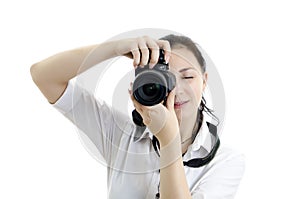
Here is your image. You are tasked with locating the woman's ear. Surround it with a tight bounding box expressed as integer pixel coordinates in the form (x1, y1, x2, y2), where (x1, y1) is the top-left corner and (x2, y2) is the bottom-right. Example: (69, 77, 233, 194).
(202, 72, 208, 92)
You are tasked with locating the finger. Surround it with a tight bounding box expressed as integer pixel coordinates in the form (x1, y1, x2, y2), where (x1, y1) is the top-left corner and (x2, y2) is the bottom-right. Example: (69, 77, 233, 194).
(128, 88, 132, 95)
(139, 47, 149, 67)
(131, 48, 140, 68)
(166, 87, 176, 110)
(128, 82, 133, 95)
(157, 40, 171, 63)
(129, 90, 144, 114)
(129, 88, 136, 102)
(137, 37, 149, 67)
(146, 40, 160, 68)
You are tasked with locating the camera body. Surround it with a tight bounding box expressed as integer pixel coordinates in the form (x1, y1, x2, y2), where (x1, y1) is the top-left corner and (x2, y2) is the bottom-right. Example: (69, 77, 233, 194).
(132, 49, 176, 106)
(132, 49, 176, 126)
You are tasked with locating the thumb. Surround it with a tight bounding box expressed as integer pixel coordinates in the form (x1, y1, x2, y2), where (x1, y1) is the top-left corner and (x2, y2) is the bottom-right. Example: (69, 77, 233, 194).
(166, 87, 176, 110)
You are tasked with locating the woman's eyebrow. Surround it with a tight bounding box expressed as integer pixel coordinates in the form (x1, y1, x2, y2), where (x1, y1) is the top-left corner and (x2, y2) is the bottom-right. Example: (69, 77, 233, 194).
(178, 67, 196, 73)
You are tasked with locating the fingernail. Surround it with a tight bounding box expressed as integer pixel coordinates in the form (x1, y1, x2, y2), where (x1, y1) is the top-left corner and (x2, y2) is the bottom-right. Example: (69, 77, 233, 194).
(149, 63, 155, 68)
(165, 55, 170, 63)
(172, 87, 176, 92)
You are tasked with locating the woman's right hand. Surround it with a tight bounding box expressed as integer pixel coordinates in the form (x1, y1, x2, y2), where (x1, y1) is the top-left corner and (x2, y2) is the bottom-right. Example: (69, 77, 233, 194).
(114, 36, 171, 69)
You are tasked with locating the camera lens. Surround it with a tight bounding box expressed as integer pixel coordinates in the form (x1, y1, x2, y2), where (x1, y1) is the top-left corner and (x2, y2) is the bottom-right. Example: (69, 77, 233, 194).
(143, 83, 161, 97)
(133, 70, 167, 106)
(137, 83, 165, 104)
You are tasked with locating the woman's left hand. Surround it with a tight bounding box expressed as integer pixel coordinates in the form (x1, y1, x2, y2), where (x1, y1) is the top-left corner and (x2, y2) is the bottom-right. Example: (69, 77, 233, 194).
(129, 87, 179, 146)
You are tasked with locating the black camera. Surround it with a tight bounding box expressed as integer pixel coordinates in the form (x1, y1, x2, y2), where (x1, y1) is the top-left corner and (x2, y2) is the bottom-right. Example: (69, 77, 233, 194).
(132, 49, 176, 126)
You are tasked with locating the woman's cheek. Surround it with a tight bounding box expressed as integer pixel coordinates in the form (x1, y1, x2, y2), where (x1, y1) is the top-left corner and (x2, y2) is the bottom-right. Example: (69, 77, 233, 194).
(175, 109, 182, 125)
(190, 80, 203, 105)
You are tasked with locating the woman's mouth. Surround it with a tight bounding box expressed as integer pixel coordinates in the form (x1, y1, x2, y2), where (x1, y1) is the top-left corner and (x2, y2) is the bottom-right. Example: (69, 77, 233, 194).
(174, 100, 189, 109)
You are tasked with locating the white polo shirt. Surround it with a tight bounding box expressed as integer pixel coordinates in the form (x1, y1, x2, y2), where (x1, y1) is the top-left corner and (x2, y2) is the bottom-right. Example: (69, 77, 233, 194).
(53, 80, 245, 199)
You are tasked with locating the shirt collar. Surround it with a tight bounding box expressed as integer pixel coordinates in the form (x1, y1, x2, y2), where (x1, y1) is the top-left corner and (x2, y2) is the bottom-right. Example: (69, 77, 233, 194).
(133, 126, 151, 142)
(191, 113, 212, 153)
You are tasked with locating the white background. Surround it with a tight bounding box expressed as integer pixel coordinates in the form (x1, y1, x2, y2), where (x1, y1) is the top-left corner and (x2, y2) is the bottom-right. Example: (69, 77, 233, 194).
(1, 0, 299, 198)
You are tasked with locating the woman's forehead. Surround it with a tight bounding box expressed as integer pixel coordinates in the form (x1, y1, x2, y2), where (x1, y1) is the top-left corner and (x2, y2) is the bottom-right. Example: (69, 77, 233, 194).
(169, 48, 201, 73)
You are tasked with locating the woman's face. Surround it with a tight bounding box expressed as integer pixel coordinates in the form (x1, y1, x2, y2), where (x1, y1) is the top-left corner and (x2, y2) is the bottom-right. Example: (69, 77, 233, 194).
(169, 48, 207, 125)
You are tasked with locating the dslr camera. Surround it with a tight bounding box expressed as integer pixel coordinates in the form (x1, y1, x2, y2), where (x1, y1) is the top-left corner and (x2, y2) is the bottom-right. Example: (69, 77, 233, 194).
(132, 49, 176, 126)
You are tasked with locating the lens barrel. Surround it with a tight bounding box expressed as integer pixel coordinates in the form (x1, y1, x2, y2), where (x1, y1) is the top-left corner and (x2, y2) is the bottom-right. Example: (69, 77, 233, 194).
(133, 69, 168, 106)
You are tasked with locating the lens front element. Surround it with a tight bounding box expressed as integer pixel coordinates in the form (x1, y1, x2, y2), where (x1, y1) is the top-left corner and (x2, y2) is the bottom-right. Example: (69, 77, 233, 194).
(133, 70, 167, 106)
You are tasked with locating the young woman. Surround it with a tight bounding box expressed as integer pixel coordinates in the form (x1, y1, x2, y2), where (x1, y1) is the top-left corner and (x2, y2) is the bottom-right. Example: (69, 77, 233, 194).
(30, 33, 245, 199)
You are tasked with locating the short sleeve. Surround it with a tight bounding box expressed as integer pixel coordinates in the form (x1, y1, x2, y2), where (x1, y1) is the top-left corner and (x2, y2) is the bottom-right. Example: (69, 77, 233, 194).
(191, 147, 245, 199)
(52, 80, 134, 164)
(53, 79, 78, 114)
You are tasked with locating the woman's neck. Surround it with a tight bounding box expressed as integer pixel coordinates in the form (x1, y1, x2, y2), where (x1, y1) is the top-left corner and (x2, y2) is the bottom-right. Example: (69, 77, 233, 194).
(179, 111, 199, 154)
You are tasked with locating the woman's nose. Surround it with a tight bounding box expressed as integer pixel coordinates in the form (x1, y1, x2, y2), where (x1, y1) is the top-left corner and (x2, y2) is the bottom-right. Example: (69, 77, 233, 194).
(174, 76, 184, 94)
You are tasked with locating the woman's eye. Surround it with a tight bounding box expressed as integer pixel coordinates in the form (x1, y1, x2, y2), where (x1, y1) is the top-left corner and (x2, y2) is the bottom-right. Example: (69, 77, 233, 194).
(183, 76, 194, 79)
